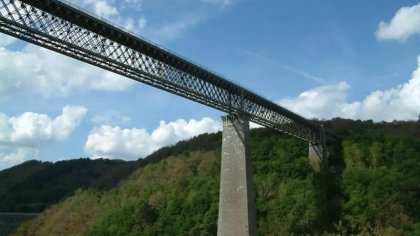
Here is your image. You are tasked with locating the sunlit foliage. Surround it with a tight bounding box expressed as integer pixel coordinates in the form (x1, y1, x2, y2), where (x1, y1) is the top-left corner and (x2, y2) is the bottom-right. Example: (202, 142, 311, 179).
(12, 119, 420, 235)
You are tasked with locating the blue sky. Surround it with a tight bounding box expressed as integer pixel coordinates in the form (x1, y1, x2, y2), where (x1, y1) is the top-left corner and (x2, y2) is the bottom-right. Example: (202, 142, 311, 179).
(1, 0, 420, 170)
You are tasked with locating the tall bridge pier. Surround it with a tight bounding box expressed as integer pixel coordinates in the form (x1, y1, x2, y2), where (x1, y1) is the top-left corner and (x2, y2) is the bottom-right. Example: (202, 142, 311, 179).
(218, 115, 256, 236)
(217, 116, 327, 236)
(308, 125, 327, 172)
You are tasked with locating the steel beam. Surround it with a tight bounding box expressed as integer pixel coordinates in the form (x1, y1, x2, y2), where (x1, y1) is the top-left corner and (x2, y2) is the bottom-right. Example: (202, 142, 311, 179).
(0, 0, 340, 145)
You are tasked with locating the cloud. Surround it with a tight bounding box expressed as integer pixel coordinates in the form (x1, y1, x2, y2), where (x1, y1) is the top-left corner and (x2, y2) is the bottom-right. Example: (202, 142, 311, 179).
(376, 4, 420, 41)
(0, 147, 37, 170)
(0, 34, 16, 47)
(123, 0, 142, 6)
(91, 114, 131, 125)
(138, 17, 147, 29)
(68, 0, 118, 18)
(201, 0, 234, 7)
(279, 56, 420, 121)
(0, 45, 134, 98)
(68, 0, 143, 31)
(142, 13, 205, 43)
(0, 106, 87, 147)
(84, 117, 221, 160)
(92, 0, 118, 18)
(0, 106, 87, 170)
(122, 0, 238, 44)
(138, 0, 241, 43)
(280, 82, 351, 119)
(1, 148, 36, 165)
(238, 48, 327, 84)
(0, 0, 242, 98)
(250, 122, 263, 129)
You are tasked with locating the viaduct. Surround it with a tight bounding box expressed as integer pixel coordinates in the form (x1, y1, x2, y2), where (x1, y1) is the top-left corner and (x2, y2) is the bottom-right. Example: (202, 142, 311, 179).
(0, 1, 340, 235)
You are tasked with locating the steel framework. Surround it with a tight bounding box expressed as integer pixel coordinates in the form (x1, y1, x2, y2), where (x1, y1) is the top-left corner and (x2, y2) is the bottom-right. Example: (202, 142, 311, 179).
(0, 0, 339, 144)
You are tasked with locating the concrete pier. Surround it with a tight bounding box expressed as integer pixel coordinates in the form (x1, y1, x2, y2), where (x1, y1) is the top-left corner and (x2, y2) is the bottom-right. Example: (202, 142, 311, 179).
(217, 115, 256, 236)
(308, 143, 325, 172)
(308, 125, 327, 172)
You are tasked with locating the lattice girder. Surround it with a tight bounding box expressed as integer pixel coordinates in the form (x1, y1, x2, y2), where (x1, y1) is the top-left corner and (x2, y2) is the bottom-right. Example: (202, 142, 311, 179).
(0, 0, 340, 144)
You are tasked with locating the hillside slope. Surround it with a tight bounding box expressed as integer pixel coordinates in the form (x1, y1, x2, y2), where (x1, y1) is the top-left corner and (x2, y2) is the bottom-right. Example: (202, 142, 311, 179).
(0, 158, 140, 213)
(0, 132, 222, 214)
(13, 119, 420, 235)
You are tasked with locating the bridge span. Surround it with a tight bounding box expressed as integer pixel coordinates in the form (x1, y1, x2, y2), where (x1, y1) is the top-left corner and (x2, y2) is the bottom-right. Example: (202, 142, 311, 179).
(0, 1, 340, 235)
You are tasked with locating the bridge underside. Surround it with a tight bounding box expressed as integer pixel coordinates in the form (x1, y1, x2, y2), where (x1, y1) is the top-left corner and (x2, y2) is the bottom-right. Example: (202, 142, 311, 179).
(0, 0, 339, 146)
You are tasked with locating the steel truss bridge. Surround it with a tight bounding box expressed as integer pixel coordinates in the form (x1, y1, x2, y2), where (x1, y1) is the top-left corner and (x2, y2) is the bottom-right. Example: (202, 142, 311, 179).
(0, 0, 339, 145)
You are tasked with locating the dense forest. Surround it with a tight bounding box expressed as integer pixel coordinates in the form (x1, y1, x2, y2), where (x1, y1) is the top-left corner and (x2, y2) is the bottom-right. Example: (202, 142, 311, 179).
(5, 119, 420, 235)
(0, 158, 140, 212)
(0, 132, 222, 214)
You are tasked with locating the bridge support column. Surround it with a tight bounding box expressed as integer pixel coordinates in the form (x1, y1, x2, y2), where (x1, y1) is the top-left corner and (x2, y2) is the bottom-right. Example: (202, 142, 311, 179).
(217, 115, 256, 236)
(308, 125, 327, 172)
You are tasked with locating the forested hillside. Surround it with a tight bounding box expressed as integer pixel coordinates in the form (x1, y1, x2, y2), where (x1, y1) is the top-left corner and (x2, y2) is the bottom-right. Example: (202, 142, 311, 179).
(0, 132, 223, 214)
(0, 159, 140, 213)
(11, 119, 420, 235)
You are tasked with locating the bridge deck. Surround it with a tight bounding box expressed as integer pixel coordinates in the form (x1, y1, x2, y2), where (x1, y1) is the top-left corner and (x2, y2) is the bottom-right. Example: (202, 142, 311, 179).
(0, 0, 339, 144)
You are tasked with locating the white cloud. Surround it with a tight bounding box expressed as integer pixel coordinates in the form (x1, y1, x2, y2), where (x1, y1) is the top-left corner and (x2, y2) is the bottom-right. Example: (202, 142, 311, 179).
(201, 0, 234, 7)
(0, 106, 87, 170)
(0, 34, 16, 47)
(92, 114, 131, 125)
(0, 147, 38, 170)
(84, 117, 221, 159)
(68, 0, 118, 18)
(238, 48, 327, 84)
(0, 45, 134, 98)
(279, 56, 420, 121)
(0, 106, 87, 146)
(122, 18, 136, 31)
(280, 82, 351, 119)
(67, 0, 144, 32)
(250, 122, 262, 129)
(1, 148, 35, 165)
(139, 0, 242, 43)
(2, 0, 239, 97)
(92, 0, 118, 18)
(124, 1, 237, 44)
(138, 17, 147, 29)
(376, 4, 420, 41)
(143, 13, 205, 43)
(123, 0, 142, 5)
